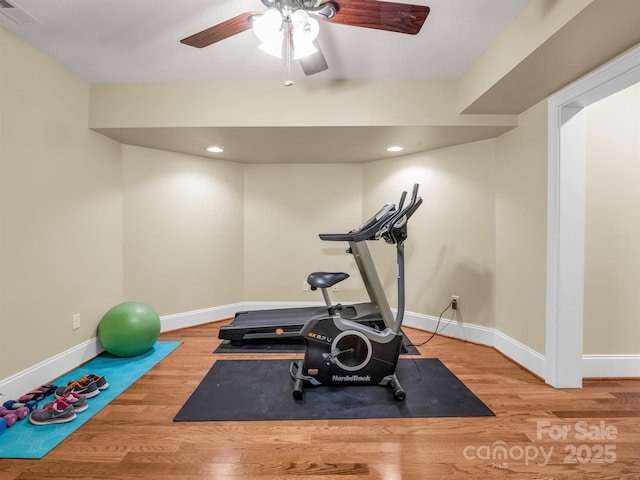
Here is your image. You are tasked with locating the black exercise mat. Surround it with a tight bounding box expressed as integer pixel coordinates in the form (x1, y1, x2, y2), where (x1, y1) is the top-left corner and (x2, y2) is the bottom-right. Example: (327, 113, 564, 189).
(213, 331, 420, 355)
(174, 358, 493, 422)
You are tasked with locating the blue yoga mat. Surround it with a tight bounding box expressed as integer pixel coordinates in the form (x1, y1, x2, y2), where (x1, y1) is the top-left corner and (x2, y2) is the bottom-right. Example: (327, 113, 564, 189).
(0, 341, 181, 459)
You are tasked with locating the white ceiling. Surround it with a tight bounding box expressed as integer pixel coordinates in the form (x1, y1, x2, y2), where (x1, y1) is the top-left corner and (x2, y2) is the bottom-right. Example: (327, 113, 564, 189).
(1, 0, 531, 163)
(0, 0, 530, 82)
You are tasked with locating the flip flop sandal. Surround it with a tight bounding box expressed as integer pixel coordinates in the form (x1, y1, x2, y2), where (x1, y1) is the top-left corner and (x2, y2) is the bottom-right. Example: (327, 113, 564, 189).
(18, 384, 58, 403)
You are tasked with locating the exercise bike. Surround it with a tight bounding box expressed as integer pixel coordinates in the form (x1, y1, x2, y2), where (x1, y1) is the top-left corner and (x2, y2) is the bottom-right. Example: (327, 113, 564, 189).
(290, 184, 422, 401)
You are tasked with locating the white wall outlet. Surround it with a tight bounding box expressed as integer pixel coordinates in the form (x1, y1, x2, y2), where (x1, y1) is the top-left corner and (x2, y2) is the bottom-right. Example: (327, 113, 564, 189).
(451, 295, 460, 309)
(72, 313, 81, 330)
(303, 281, 310, 291)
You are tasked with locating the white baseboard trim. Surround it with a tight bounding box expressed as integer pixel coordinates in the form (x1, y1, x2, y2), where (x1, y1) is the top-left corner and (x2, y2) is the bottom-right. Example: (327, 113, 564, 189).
(0, 303, 244, 402)
(0, 337, 104, 403)
(402, 311, 547, 379)
(494, 329, 547, 380)
(0, 301, 315, 401)
(160, 303, 244, 332)
(582, 355, 640, 378)
(2, 303, 637, 401)
(164, 303, 638, 382)
(159, 301, 328, 332)
(403, 310, 639, 381)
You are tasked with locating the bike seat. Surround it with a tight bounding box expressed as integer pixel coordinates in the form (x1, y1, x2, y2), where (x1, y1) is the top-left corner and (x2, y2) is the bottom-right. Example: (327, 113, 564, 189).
(307, 272, 349, 289)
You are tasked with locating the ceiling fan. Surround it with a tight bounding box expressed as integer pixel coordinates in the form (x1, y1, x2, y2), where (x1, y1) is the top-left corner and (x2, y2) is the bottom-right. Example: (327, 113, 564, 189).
(180, 0, 430, 76)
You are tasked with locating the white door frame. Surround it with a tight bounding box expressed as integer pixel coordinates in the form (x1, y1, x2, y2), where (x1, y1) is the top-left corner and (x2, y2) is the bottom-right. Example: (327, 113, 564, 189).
(546, 45, 640, 388)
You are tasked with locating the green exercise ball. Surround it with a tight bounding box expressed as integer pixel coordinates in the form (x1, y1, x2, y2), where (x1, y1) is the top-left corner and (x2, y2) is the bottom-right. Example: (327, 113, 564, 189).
(98, 301, 161, 357)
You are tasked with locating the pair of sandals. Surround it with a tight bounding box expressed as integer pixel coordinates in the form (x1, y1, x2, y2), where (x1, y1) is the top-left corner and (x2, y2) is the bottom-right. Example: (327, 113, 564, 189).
(18, 384, 58, 403)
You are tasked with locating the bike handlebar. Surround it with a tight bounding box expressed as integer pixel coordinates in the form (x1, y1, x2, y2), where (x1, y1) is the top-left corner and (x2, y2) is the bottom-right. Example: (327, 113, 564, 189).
(319, 185, 421, 244)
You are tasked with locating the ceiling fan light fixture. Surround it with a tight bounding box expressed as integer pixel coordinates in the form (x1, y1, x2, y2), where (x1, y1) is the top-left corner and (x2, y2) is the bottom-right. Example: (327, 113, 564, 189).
(291, 10, 319, 40)
(258, 39, 283, 58)
(255, 7, 282, 33)
(292, 37, 318, 59)
(253, 7, 284, 58)
(291, 10, 319, 60)
(290, 9, 311, 29)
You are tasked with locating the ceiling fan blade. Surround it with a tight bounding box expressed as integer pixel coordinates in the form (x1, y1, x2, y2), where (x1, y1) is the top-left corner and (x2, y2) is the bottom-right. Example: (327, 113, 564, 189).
(180, 11, 258, 48)
(322, 0, 429, 35)
(299, 41, 329, 76)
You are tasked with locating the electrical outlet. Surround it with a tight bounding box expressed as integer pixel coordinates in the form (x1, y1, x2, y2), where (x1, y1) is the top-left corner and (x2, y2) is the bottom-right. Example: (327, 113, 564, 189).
(302, 281, 310, 291)
(72, 313, 81, 330)
(451, 295, 459, 309)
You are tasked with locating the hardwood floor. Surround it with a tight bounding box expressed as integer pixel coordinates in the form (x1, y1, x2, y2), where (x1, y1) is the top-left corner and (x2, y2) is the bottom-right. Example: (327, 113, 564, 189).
(1, 321, 639, 479)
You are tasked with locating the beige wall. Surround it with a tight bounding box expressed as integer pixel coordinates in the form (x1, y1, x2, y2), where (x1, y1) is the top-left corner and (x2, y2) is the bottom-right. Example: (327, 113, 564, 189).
(363, 140, 497, 326)
(459, 0, 593, 112)
(2, 15, 638, 387)
(89, 80, 515, 129)
(0, 29, 123, 378)
(584, 83, 640, 354)
(494, 100, 548, 353)
(243, 164, 364, 303)
(122, 146, 244, 315)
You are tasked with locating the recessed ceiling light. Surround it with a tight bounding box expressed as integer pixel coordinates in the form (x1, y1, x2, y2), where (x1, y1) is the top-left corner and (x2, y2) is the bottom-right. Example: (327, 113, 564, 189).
(207, 146, 223, 153)
(386, 146, 404, 152)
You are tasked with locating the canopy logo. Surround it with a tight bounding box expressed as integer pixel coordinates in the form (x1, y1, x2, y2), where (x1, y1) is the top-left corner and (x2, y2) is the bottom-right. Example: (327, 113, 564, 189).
(463, 420, 618, 469)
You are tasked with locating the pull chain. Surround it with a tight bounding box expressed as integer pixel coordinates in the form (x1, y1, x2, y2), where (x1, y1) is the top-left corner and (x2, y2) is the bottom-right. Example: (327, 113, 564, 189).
(284, 22, 294, 86)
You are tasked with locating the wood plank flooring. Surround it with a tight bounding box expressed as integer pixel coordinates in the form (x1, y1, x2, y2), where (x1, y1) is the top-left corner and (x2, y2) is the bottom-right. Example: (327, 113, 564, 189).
(1, 321, 639, 479)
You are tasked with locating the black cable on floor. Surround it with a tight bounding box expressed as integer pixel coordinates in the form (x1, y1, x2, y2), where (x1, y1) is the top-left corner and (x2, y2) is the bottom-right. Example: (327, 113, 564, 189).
(407, 300, 456, 347)
(405, 300, 457, 381)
